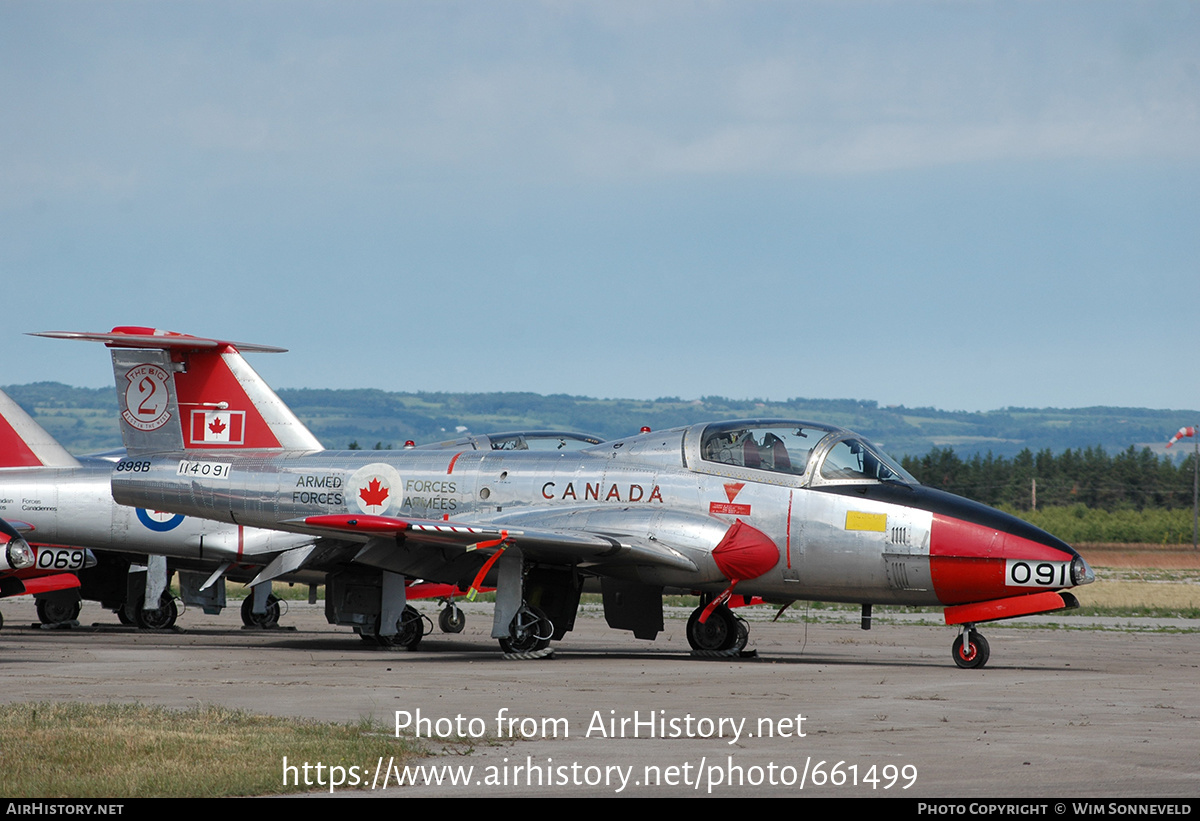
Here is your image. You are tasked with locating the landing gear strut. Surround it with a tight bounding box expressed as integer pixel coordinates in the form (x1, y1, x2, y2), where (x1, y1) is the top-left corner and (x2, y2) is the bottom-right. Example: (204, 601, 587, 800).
(952, 625, 990, 669)
(686, 603, 749, 656)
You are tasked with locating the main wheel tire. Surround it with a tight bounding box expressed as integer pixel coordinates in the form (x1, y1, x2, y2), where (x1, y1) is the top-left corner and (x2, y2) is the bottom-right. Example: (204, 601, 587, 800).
(438, 605, 465, 634)
(134, 593, 178, 630)
(116, 606, 135, 626)
(499, 605, 551, 654)
(952, 632, 991, 669)
(37, 597, 82, 625)
(376, 605, 424, 650)
(686, 605, 738, 652)
(241, 594, 282, 628)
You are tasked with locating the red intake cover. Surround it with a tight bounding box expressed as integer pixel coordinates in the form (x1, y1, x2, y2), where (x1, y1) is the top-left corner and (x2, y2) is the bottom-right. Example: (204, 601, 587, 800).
(712, 519, 780, 581)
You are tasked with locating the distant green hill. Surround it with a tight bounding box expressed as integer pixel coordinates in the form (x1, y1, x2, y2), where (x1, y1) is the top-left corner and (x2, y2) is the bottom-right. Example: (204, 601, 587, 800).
(3, 382, 1196, 461)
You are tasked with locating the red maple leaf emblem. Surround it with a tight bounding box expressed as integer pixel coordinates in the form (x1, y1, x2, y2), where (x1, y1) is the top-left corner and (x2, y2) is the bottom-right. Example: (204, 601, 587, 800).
(359, 477, 390, 508)
(208, 416, 227, 435)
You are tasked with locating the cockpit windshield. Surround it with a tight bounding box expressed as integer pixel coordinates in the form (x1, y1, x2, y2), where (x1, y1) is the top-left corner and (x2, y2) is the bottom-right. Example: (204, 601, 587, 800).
(699, 421, 917, 486)
(818, 437, 917, 484)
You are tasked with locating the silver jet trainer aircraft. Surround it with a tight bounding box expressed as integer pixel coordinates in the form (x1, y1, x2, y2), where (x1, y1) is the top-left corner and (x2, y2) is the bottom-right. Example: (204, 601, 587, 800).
(40, 326, 1095, 668)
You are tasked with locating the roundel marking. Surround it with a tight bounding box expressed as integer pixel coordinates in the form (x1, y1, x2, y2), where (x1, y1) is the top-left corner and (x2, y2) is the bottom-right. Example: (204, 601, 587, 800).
(136, 508, 185, 532)
(347, 463, 405, 516)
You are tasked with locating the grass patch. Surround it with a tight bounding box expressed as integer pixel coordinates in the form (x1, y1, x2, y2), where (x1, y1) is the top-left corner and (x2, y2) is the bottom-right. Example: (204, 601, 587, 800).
(1070, 576, 1200, 617)
(1, 703, 425, 797)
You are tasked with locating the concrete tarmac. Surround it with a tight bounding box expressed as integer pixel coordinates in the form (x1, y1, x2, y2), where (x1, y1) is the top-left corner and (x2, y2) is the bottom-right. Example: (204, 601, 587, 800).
(0, 598, 1196, 798)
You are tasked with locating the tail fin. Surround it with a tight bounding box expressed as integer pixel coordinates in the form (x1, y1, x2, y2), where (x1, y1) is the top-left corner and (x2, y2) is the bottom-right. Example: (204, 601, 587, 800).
(0, 389, 81, 468)
(33, 327, 324, 456)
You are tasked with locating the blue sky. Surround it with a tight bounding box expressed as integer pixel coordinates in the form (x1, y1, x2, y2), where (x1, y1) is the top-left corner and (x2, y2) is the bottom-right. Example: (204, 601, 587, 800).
(2, 1, 1197, 412)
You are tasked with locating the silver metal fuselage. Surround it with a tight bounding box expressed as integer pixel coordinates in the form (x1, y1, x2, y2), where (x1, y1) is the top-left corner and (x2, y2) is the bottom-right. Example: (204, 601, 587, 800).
(109, 424, 1015, 606)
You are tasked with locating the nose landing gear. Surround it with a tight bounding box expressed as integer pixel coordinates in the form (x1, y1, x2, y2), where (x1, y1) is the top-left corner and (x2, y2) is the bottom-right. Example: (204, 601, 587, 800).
(438, 603, 466, 633)
(952, 625, 990, 669)
(685, 602, 749, 657)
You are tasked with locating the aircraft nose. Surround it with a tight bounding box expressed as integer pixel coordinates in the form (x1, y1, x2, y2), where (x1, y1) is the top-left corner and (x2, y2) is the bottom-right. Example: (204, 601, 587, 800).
(915, 485, 1092, 605)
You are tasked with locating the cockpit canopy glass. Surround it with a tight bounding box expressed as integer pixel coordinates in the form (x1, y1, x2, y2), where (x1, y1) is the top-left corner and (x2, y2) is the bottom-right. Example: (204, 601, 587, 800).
(699, 421, 917, 486)
(700, 422, 831, 477)
(488, 432, 604, 452)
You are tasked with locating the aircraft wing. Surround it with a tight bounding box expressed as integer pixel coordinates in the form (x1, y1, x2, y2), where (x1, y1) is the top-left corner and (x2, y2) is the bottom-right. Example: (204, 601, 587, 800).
(285, 513, 699, 573)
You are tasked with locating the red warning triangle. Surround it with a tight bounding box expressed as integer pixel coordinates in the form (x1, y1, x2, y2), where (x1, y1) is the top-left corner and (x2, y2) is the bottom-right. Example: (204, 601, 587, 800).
(723, 482, 745, 503)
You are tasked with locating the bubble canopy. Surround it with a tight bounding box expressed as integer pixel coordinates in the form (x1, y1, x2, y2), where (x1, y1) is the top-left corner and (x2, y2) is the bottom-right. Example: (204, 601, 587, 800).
(698, 420, 917, 487)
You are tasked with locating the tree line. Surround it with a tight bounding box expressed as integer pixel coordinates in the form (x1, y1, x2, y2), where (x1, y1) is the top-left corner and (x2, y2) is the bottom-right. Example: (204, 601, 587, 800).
(900, 445, 1198, 512)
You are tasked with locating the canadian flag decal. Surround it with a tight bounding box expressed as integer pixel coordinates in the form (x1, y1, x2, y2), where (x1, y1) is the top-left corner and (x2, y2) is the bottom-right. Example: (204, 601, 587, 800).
(190, 410, 246, 445)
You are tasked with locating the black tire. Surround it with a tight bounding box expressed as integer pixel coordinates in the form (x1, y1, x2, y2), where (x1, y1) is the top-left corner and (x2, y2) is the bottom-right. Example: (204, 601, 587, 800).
(732, 616, 750, 653)
(241, 594, 282, 628)
(116, 606, 135, 626)
(499, 605, 551, 654)
(686, 605, 738, 652)
(36, 597, 82, 625)
(952, 632, 990, 669)
(376, 605, 424, 651)
(134, 593, 178, 630)
(438, 605, 465, 634)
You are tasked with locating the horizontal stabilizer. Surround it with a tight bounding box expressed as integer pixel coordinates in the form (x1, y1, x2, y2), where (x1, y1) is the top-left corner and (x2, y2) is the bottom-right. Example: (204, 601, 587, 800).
(32, 327, 287, 353)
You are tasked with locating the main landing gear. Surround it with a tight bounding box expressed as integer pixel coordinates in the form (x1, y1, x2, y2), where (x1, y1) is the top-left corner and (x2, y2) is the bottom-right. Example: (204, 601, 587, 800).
(685, 601, 749, 657)
(375, 605, 426, 651)
(241, 594, 282, 629)
(952, 625, 990, 669)
(499, 604, 552, 655)
(123, 592, 179, 630)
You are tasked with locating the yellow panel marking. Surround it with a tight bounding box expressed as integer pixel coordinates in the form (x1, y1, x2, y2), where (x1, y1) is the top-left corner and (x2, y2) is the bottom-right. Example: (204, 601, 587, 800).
(845, 511, 887, 532)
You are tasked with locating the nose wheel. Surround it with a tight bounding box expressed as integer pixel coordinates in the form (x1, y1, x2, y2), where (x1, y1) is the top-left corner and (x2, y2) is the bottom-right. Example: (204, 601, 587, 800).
(952, 627, 990, 669)
(438, 604, 466, 633)
(686, 604, 749, 657)
(36, 597, 82, 625)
